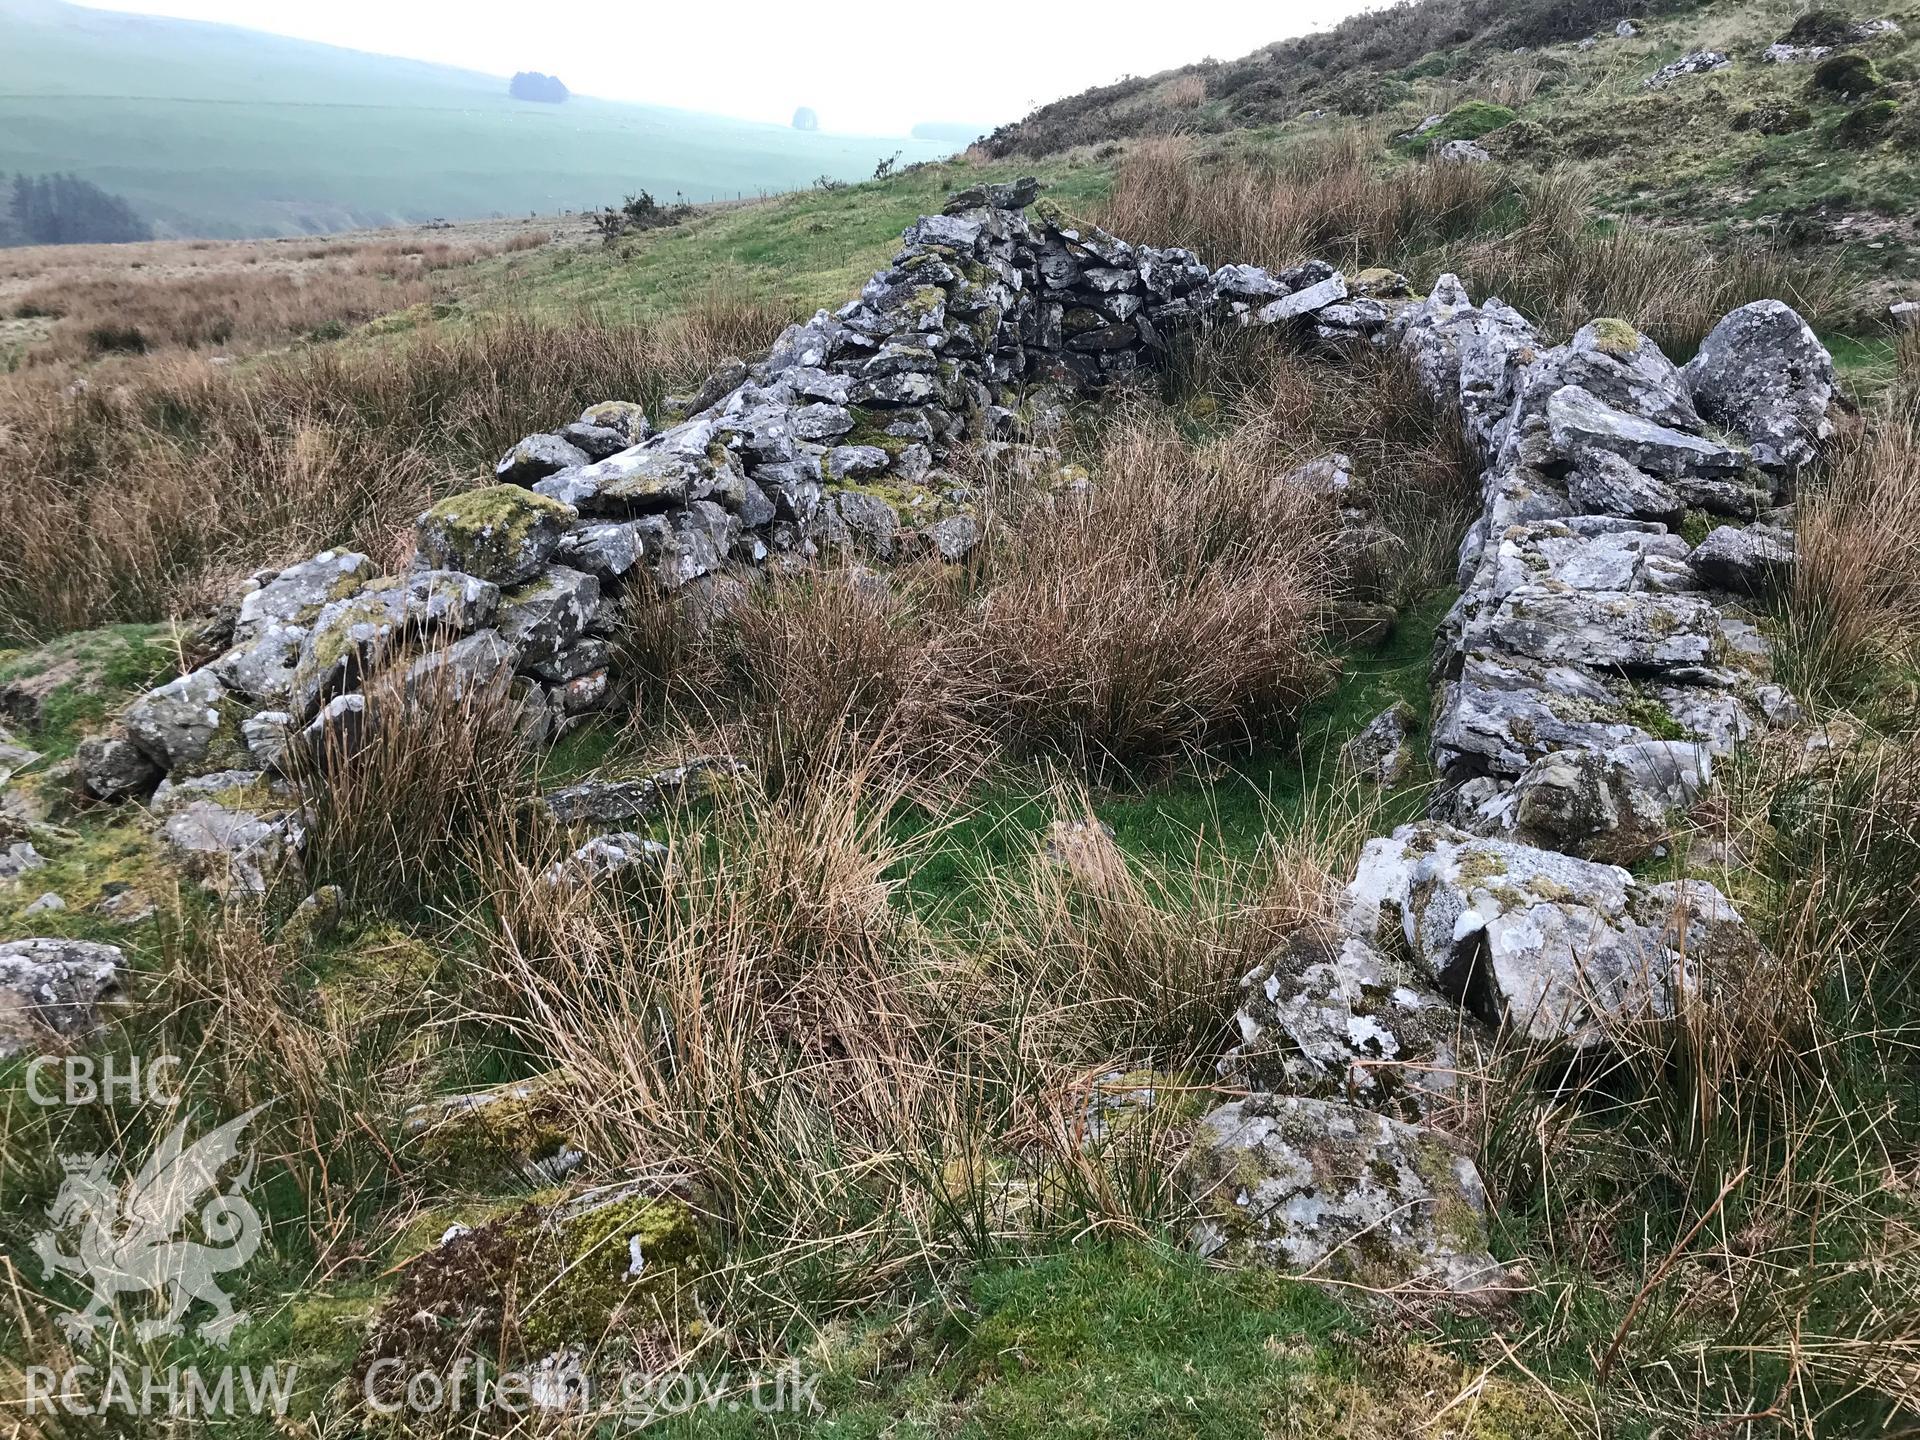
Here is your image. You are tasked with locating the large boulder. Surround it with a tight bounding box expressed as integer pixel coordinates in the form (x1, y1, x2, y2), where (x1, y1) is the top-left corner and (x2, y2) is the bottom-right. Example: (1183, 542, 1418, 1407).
(414, 487, 575, 586)
(0, 938, 126, 1057)
(1682, 301, 1837, 471)
(1184, 1093, 1505, 1297)
(1350, 823, 1764, 1047)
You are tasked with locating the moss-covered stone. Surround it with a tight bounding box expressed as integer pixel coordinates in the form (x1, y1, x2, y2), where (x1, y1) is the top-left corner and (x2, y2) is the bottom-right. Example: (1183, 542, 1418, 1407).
(356, 1185, 708, 1393)
(1586, 316, 1640, 356)
(1806, 52, 1882, 99)
(405, 1071, 577, 1181)
(1401, 101, 1517, 155)
(415, 485, 573, 586)
(1831, 98, 1900, 147)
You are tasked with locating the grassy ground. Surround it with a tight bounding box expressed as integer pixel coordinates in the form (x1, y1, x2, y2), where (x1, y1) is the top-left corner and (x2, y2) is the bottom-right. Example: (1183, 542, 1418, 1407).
(1, 69, 1917, 1435)
(987, 0, 1920, 326)
(440, 158, 1114, 328)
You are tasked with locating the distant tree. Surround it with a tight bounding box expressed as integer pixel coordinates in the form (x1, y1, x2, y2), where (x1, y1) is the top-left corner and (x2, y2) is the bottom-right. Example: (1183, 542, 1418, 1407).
(1, 172, 150, 247)
(791, 106, 819, 131)
(509, 71, 569, 103)
(872, 151, 902, 181)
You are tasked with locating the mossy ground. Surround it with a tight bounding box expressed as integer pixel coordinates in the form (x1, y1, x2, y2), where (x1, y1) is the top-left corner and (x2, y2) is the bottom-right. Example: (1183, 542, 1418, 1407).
(0, 622, 182, 758)
(648, 1243, 1578, 1438)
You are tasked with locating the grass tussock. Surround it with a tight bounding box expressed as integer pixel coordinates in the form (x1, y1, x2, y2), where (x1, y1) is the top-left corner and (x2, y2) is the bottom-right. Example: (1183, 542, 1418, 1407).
(1095, 137, 1843, 354)
(0, 290, 791, 643)
(473, 754, 1339, 1329)
(1787, 404, 1920, 705)
(635, 335, 1471, 787)
(286, 657, 535, 914)
(1468, 722, 1920, 1434)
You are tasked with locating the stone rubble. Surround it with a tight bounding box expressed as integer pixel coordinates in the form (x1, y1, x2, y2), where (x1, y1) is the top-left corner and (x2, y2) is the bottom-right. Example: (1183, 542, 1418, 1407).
(0, 938, 126, 1057)
(95, 180, 1374, 823)
(1646, 50, 1731, 87)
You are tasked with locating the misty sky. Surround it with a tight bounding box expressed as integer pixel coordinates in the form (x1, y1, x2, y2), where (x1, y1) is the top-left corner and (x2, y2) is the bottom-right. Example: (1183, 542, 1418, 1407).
(70, 0, 1380, 135)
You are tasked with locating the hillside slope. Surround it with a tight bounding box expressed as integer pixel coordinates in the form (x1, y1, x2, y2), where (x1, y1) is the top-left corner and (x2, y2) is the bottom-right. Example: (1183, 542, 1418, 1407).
(0, 0, 948, 237)
(986, 0, 1920, 319)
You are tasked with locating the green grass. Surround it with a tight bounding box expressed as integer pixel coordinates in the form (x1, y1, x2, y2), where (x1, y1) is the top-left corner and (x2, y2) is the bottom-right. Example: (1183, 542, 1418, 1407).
(0, 0, 952, 237)
(0, 620, 181, 757)
(448, 157, 1115, 329)
(652, 1242, 1574, 1438)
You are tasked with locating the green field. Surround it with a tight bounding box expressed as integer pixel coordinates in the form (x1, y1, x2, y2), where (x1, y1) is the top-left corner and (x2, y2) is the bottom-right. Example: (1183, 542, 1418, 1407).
(0, 0, 953, 237)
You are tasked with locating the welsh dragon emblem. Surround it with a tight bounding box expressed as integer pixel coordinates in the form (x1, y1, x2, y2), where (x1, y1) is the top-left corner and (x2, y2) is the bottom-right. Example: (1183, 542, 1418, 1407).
(33, 1105, 268, 1345)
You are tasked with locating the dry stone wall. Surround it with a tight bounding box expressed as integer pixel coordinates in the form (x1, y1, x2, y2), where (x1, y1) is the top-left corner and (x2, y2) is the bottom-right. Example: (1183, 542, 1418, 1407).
(42, 184, 1842, 1294)
(85, 178, 1407, 834)
(1202, 277, 1836, 1298)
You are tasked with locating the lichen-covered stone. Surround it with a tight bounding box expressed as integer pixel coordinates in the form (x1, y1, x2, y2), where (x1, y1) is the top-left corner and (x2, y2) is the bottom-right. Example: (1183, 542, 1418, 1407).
(75, 735, 161, 801)
(1185, 1093, 1504, 1296)
(540, 831, 668, 889)
(494, 568, 600, 667)
(123, 668, 250, 775)
(0, 938, 125, 1057)
(1229, 928, 1471, 1116)
(1689, 524, 1795, 594)
(1683, 301, 1837, 471)
(160, 798, 299, 896)
(496, 433, 590, 486)
(1341, 702, 1419, 785)
(1546, 385, 1741, 478)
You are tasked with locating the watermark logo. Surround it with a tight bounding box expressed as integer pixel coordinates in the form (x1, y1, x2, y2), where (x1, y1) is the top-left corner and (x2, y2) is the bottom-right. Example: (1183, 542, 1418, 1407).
(32, 1102, 268, 1347)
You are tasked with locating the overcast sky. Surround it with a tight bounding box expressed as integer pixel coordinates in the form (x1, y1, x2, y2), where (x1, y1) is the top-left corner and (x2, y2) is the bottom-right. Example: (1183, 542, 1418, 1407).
(70, 0, 1380, 135)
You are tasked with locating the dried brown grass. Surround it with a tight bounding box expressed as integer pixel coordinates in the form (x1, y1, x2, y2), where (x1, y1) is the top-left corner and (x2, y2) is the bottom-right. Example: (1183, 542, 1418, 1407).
(1788, 403, 1920, 704)
(468, 750, 1343, 1327)
(1095, 132, 1509, 275)
(8, 230, 549, 363)
(1094, 137, 1843, 355)
(0, 291, 791, 642)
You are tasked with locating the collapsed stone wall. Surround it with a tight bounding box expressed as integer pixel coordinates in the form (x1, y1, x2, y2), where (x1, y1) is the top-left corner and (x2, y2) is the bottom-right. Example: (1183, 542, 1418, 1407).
(74, 178, 1409, 851)
(1196, 280, 1836, 1296)
(47, 183, 1842, 1298)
